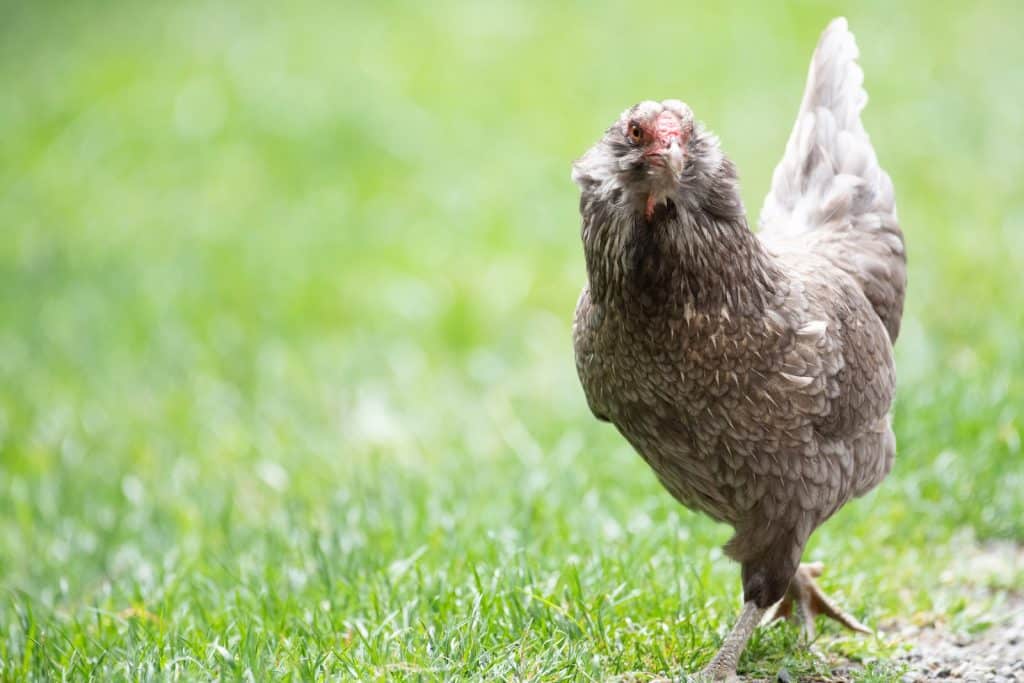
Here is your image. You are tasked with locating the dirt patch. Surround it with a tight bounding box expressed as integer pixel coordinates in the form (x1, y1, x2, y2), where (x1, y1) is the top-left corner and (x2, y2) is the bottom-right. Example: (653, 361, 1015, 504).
(891, 538, 1024, 682)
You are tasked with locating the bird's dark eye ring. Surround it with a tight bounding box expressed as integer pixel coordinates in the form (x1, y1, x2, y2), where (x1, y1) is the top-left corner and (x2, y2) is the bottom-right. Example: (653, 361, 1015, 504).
(627, 122, 644, 144)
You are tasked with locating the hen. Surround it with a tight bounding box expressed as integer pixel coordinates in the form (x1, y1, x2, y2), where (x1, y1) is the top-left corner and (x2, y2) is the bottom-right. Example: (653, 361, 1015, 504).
(571, 18, 905, 680)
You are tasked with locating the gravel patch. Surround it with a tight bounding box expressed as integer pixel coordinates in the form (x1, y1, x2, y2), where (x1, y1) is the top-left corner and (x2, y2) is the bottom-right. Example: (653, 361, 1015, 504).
(893, 539, 1024, 683)
(896, 602, 1024, 682)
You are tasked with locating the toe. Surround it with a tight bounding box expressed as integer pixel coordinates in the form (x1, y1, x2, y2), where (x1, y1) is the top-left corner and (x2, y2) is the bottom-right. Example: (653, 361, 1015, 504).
(797, 564, 872, 635)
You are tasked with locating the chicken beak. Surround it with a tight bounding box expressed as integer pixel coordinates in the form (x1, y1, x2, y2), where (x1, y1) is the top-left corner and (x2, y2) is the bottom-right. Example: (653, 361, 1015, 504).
(666, 139, 684, 177)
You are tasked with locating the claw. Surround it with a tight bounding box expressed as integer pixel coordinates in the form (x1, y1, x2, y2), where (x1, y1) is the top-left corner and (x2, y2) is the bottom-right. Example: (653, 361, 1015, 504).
(768, 562, 871, 639)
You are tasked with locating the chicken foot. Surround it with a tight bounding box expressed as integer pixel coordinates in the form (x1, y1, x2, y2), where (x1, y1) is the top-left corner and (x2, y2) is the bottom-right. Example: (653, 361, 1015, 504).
(769, 562, 871, 639)
(687, 563, 869, 681)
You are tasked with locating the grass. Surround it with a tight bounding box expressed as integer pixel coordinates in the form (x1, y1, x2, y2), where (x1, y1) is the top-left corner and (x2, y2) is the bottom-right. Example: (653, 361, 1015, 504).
(1, 0, 1023, 680)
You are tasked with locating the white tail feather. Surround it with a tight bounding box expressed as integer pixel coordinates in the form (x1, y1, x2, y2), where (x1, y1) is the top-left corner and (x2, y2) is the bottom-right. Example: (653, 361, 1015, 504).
(759, 18, 906, 341)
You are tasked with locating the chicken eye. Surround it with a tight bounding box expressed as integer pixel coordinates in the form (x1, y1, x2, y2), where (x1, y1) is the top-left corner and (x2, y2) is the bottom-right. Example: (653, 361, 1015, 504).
(627, 122, 644, 144)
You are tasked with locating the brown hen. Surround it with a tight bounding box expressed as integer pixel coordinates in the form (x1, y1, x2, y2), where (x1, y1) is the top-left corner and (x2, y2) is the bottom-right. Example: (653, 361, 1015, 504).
(571, 18, 906, 680)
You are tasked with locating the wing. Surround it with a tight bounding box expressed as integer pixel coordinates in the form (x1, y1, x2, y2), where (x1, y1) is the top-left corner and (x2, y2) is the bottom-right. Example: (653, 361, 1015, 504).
(572, 286, 611, 422)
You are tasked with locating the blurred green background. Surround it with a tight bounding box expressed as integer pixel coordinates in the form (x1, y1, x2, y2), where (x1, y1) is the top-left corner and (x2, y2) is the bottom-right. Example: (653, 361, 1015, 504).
(1, 1, 1022, 680)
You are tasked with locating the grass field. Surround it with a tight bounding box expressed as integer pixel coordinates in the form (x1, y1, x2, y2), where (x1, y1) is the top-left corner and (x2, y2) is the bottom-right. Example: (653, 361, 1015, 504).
(2, 1, 1023, 680)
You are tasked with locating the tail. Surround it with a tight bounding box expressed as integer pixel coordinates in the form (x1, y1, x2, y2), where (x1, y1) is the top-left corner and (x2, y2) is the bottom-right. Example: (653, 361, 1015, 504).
(759, 18, 906, 341)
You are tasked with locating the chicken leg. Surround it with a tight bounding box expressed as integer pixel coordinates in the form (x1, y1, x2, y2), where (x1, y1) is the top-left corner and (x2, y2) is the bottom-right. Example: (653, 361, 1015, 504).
(690, 563, 868, 681)
(769, 562, 871, 639)
(692, 600, 766, 681)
